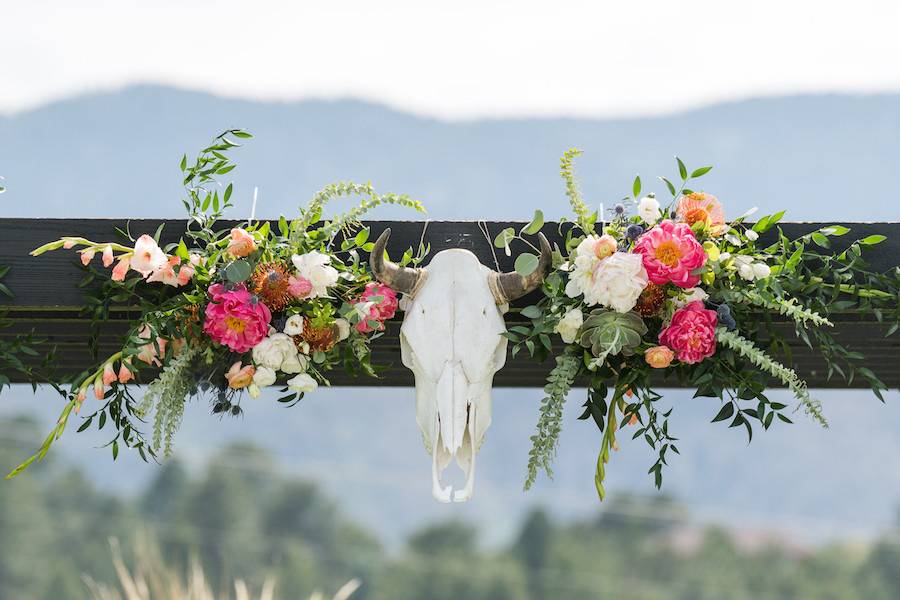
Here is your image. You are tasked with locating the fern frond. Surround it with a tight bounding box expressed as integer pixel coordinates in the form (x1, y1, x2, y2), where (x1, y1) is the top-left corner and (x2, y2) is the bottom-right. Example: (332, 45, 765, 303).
(716, 328, 827, 427)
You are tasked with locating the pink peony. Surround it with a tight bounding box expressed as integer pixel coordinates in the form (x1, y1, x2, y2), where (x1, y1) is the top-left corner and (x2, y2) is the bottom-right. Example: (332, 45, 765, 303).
(203, 283, 271, 352)
(658, 301, 718, 364)
(354, 282, 399, 333)
(632, 220, 707, 288)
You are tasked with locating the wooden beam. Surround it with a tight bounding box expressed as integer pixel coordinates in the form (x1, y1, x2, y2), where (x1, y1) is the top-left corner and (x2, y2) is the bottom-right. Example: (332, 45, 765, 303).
(1, 219, 898, 388)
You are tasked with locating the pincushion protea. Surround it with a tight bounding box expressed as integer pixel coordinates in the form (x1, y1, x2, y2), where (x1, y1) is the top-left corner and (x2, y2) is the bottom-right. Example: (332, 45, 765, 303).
(297, 317, 337, 353)
(250, 261, 292, 311)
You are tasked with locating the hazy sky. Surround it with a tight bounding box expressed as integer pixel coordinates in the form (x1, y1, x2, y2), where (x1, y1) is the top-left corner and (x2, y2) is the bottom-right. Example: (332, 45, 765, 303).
(4, 1, 900, 119)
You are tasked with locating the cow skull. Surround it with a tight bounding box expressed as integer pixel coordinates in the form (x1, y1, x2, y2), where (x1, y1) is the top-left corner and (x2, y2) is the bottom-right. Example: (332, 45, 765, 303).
(371, 229, 550, 502)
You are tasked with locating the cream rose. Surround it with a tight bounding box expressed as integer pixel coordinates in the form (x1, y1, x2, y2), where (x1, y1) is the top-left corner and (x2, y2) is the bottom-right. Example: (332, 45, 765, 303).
(287, 373, 318, 394)
(580, 252, 648, 313)
(252, 333, 300, 371)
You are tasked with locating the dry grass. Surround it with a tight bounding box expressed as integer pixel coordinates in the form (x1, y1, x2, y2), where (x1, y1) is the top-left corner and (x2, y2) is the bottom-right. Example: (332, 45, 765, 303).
(84, 538, 360, 600)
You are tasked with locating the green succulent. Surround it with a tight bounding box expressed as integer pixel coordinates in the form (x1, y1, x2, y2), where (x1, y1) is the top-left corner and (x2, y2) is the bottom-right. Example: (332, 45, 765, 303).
(578, 309, 647, 365)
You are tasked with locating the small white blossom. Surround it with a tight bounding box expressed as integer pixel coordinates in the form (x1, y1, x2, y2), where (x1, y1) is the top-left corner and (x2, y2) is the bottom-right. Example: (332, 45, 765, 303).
(745, 230, 759, 242)
(637, 195, 661, 224)
(675, 287, 709, 307)
(554, 309, 583, 344)
(284, 314, 305, 336)
(738, 263, 756, 280)
(334, 318, 351, 341)
(287, 373, 318, 394)
(752, 262, 771, 279)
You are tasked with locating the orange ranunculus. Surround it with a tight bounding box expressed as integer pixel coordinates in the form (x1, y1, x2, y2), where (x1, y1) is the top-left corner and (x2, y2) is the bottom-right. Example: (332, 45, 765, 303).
(226, 228, 257, 257)
(644, 345, 675, 369)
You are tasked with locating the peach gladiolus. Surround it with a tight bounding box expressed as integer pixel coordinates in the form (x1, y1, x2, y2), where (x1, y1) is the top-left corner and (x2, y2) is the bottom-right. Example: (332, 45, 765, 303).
(227, 228, 257, 257)
(102, 245, 114, 268)
(225, 361, 255, 389)
(131, 234, 168, 276)
(93, 376, 105, 400)
(81, 249, 95, 265)
(111, 256, 130, 281)
(102, 363, 117, 386)
(645, 345, 675, 369)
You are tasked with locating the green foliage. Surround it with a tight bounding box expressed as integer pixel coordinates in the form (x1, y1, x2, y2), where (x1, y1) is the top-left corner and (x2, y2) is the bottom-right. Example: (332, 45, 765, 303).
(524, 349, 580, 491)
(139, 346, 200, 456)
(716, 328, 826, 427)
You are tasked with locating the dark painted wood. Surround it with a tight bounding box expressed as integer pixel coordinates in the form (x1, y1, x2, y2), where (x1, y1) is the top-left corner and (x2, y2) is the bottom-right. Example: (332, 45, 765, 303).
(1, 219, 898, 387)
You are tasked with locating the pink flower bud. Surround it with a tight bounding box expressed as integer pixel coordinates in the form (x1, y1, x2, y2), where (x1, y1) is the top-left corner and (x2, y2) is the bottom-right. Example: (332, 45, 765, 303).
(111, 256, 130, 281)
(102, 245, 114, 267)
(93, 376, 105, 400)
(102, 363, 117, 386)
(118, 359, 134, 383)
(81, 249, 96, 265)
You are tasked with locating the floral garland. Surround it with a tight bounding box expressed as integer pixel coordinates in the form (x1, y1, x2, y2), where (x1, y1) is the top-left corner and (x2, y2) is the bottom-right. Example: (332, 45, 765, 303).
(506, 150, 898, 499)
(8, 130, 425, 476)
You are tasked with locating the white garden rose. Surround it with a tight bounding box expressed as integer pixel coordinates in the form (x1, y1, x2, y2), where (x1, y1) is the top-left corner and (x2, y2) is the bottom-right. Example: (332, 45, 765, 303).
(251, 333, 299, 371)
(287, 373, 318, 393)
(554, 308, 584, 344)
(585, 252, 648, 313)
(280, 351, 308, 374)
(291, 251, 339, 298)
(252, 366, 277, 387)
(637, 195, 661, 224)
(284, 314, 304, 336)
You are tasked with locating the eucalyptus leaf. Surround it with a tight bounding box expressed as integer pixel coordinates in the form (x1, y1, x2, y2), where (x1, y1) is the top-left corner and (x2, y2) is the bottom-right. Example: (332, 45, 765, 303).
(225, 260, 252, 283)
(494, 227, 516, 249)
(522, 210, 544, 235)
(514, 253, 539, 276)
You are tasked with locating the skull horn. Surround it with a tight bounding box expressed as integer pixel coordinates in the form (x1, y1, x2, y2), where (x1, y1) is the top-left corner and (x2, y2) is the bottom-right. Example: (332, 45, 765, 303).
(490, 232, 552, 304)
(369, 228, 426, 297)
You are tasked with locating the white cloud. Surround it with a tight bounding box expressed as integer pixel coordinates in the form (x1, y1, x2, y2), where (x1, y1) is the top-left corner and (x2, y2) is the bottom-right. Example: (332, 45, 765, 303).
(2, 0, 899, 118)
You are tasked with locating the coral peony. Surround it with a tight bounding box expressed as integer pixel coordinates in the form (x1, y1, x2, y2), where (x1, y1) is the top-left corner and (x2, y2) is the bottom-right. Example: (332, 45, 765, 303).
(354, 282, 399, 333)
(658, 300, 718, 364)
(226, 228, 257, 257)
(675, 192, 725, 235)
(632, 220, 707, 289)
(203, 284, 271, 353)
